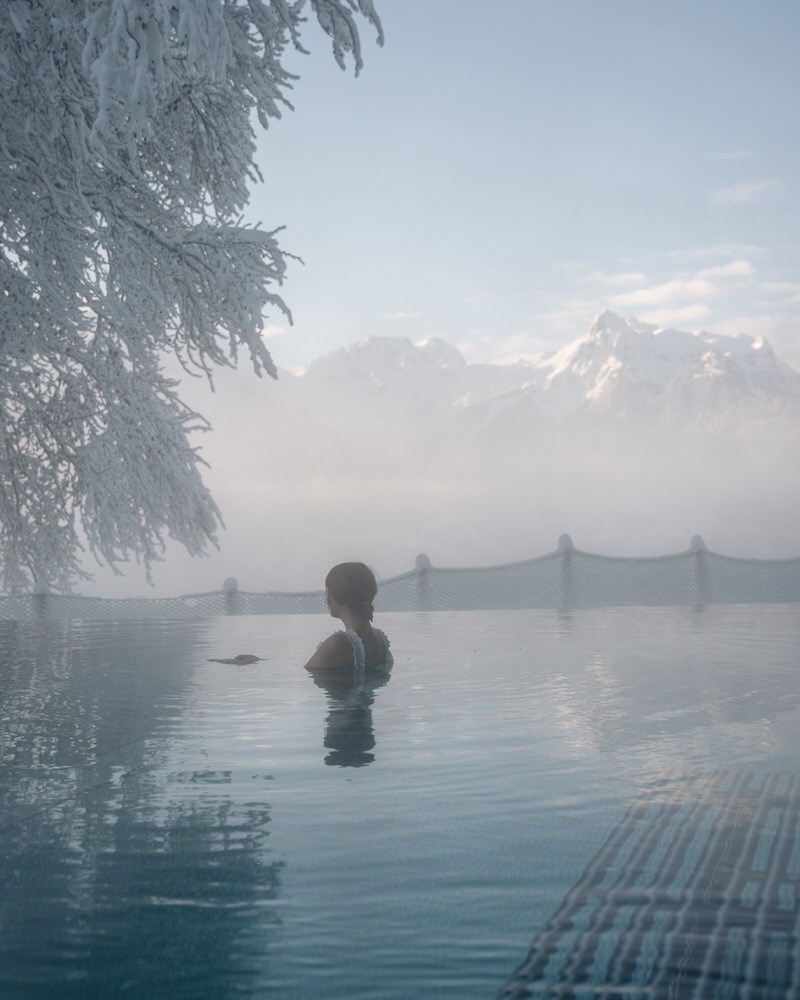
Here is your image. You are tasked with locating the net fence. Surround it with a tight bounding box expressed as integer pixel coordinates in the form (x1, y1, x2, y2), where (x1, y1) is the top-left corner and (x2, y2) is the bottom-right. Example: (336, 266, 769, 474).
(2, 536, 799, 621)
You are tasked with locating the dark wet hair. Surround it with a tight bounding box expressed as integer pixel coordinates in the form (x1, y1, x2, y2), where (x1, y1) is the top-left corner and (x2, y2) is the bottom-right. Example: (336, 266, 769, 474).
(325, 562, 377, 621)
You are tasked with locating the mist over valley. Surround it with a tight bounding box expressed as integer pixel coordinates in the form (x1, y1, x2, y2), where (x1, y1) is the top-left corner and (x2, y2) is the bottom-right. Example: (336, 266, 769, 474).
(82, 313, 800, 596)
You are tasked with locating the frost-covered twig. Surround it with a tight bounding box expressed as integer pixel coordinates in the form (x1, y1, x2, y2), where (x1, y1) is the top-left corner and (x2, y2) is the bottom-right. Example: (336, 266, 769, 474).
(0, 0, 382, 591)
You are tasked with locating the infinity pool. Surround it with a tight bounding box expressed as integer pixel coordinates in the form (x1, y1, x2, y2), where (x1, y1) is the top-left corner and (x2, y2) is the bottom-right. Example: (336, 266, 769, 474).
(1, 606, 799, 998)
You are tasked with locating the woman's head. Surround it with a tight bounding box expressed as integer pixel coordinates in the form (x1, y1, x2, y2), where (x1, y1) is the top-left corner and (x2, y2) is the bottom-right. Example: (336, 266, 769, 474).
(325, 562, 377, 621)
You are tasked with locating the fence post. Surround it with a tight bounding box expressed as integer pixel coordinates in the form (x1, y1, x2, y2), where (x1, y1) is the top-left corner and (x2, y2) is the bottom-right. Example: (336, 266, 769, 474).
(558, 534, 575, 611)
(32, 581, 49, 621)
(223, 577, 240, 616)
(690, 535, 708, 606)
(415, 553, 432, 612)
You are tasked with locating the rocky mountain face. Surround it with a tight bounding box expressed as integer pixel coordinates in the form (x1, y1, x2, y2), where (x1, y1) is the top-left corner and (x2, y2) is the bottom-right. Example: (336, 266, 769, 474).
(293, 311, 800, 443)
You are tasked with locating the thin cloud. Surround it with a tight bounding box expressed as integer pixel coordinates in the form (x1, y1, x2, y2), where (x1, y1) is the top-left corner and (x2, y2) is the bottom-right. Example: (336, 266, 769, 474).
(705, 313, 781, 340)
(710, 178, 779, 205)
(386, 310, 425, 321)
(603, 258, 755, 311)
(528, 300, 603, 340)
(635, 304, 712, 328)
(611, 278, 719, 308)
(759, 282, 800, 305)
(697, 259, 755, 280)
(582, 270, 648, 289)
(517, 253, 768, 361)
(664, 243, 766, 263)
(453, 252, 789, 368)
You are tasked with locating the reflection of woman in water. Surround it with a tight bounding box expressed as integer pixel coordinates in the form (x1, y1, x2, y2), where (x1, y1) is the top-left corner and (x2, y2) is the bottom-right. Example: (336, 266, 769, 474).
(309, 667, 392, 767)
(305, 562, 393, 766)
(304, 562, 392, 676)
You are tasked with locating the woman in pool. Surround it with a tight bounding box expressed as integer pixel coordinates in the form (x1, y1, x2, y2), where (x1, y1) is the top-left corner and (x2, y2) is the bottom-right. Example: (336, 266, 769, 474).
(304, 562, 392, 673)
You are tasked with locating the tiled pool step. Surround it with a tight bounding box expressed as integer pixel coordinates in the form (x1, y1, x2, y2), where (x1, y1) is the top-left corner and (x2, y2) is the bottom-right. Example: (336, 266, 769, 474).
(500, 771, 800, 998)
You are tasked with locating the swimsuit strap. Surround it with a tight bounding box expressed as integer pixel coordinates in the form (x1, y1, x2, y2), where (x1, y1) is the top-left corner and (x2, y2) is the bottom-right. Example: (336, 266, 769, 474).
(372, 628, 393, 669)
(342, 628, 367, 668)
(340, 628, 393, 682)
(342, 628, 366, 684)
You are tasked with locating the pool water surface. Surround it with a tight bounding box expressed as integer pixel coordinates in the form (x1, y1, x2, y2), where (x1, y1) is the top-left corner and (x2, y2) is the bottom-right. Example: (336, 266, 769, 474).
(1, 605, 799, 998)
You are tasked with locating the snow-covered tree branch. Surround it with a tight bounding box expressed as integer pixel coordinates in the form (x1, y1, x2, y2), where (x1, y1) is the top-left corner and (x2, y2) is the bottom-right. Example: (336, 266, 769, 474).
(0, 0, 382, 592)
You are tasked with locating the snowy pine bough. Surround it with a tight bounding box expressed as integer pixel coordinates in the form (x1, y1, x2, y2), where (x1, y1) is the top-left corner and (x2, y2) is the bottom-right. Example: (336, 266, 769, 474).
(0, 0, 382, 592)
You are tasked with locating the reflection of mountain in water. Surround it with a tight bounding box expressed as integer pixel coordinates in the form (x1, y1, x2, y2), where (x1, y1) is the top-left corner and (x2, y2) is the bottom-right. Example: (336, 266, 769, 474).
(0, 621, 283, 999)
(543, 606, 800, 760)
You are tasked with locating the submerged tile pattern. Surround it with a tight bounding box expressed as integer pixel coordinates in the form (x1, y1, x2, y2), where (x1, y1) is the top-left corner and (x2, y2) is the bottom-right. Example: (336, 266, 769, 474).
(499, 772, 800, 999)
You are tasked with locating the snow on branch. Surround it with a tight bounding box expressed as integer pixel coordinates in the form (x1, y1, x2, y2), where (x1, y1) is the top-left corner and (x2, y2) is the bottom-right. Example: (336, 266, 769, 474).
(0, 0, 382, 592)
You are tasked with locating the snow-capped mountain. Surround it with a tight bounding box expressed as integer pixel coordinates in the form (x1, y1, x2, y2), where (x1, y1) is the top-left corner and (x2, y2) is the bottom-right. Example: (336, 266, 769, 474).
(301, 334, 531, 413)
(295, 311, 800, 437)
(304, 334, 466, 388)
(170, 310, 799, 595)
(535, 311, 800, 426)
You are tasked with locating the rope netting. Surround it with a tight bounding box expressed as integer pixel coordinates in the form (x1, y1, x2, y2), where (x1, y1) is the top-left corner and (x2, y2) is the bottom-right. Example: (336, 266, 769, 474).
(2, 537, 799, 621)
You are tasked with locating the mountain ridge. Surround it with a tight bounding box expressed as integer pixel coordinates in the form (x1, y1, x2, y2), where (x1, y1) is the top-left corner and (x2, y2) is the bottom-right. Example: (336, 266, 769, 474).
(293, 311, 800, 433)
(164, 310, 800, 595)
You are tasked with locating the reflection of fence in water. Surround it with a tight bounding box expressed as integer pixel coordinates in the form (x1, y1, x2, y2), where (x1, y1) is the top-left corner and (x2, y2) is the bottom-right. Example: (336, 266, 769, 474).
(3, 535, 799, 621)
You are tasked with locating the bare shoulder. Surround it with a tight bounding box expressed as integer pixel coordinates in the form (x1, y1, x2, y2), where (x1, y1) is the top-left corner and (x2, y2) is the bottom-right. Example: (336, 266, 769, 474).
(304, 632, 354, 671)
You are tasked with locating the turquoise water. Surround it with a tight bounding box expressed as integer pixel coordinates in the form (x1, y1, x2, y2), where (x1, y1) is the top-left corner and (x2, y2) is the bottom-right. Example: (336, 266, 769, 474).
(1, 605, 799, 998)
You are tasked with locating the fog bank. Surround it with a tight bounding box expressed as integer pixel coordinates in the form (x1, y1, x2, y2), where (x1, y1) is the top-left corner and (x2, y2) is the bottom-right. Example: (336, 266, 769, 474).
(77, 359, 800, 598)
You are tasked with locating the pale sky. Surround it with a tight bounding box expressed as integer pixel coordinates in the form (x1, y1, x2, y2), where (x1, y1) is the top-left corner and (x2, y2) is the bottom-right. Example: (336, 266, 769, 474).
(79, 0, 800, 597)
(246, 0, 800, 371)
